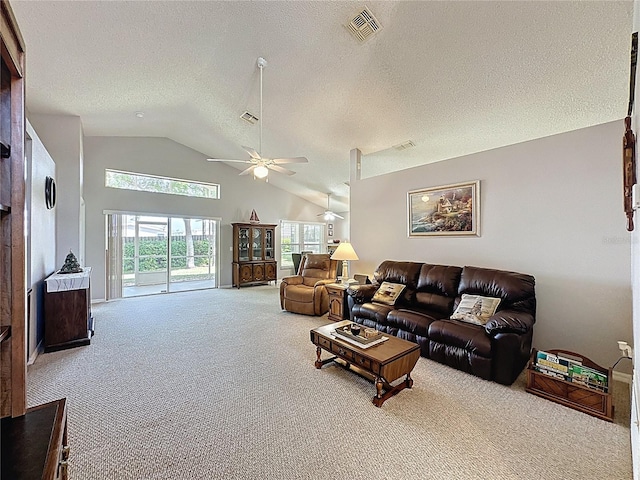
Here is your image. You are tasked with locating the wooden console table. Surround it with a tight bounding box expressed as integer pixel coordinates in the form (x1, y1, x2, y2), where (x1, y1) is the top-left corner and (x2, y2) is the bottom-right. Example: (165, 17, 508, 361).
(44, 268, 93, 352)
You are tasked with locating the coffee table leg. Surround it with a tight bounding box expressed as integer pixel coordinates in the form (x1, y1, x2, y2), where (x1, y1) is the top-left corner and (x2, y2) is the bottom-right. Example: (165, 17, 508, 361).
(375, 377, 384, 401)
(315, 346, 323, 369)
(406, 373, 414, 388)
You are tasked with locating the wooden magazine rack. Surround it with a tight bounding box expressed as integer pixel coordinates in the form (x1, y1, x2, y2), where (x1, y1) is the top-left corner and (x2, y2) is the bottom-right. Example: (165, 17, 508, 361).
(525, 349, 614, 422)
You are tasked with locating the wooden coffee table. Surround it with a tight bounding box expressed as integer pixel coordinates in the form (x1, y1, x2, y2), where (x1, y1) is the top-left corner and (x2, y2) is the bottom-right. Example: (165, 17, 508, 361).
(310, 320, 421, 407)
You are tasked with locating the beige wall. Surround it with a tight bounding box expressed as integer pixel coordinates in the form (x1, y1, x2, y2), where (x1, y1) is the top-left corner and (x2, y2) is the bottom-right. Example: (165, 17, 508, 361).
(350, 120, 631, 369)
(29, 114, 85, 267)
(26, 120, 56, 361)
(83, 136, 325, 299)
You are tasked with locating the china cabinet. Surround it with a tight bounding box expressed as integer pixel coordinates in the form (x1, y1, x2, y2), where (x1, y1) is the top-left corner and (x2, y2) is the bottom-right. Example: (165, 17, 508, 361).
(232, 222, 277, 287)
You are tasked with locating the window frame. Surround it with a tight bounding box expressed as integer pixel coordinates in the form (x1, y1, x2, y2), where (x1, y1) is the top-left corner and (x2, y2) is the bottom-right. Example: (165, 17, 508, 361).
(280, 220, 326, 270)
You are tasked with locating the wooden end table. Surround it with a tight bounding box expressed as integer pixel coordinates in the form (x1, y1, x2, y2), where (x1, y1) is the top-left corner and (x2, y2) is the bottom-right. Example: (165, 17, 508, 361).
(310, 320, 421, 407)
(325, 283, 349, 321)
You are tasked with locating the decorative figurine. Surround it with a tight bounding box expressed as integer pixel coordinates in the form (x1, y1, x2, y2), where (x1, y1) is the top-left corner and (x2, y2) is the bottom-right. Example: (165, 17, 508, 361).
(59, 250, 83, 274)
(249, 209, 260, 223)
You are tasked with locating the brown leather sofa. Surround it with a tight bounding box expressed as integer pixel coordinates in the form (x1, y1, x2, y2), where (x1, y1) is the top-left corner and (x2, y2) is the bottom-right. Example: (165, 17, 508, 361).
(346, 260, 536, 385)
(280, 254, 339, 316)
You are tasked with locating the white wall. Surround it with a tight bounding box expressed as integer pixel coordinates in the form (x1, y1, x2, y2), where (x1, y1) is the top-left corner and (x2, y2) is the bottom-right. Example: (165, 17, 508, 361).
(28, 114, 84, 266)
(630, 3, 639, 478)
(26, 120, 56, 361)
(83, 136, 324, 299)
(351, 120, 632, 370)
(327, 211, 350, 252)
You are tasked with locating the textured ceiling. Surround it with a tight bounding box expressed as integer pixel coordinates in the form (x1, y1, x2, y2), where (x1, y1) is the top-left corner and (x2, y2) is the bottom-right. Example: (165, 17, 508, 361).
(10, 1, 633, 213)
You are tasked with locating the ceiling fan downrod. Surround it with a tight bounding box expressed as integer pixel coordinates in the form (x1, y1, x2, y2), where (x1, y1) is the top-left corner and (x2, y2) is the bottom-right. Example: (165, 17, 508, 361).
(258, 57, 266, 162)
(253, 57, 269, 180)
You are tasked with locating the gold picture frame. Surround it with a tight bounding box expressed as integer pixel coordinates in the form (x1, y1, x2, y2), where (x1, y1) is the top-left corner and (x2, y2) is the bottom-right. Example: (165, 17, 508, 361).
(407, 180, 480, 237)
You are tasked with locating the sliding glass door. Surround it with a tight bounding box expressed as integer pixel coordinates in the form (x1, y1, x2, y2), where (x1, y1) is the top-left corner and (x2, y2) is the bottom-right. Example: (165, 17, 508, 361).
(106, 212, 219, 299)
(130, 216, 169, 296)
(168, 218, 217, 293)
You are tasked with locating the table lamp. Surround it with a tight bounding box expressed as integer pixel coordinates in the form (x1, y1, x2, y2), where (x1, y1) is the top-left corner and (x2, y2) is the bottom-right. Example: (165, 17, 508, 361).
(330, 242, 359, 284)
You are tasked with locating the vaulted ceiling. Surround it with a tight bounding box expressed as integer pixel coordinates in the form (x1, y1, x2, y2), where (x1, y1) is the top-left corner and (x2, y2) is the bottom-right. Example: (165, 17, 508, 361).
(11, 1, 633, 213)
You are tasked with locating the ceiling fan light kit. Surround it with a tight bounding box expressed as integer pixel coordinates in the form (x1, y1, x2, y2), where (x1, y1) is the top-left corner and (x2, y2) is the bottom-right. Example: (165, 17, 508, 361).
(318, 193, 344, 221)
(253, 165, 269, 179)
(207, 57, 308, 180)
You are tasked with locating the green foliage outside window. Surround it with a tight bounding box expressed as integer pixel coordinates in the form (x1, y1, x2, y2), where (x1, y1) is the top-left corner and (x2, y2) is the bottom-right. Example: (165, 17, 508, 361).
(106, 169, 219, 199)
(123, 239, 212, 273)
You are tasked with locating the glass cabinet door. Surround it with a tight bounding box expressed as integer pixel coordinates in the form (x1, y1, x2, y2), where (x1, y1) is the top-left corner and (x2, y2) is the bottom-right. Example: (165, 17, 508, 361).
(265, 229, 274, 260)
(252, 227, 263, 260)
(238, 227, 250, 261)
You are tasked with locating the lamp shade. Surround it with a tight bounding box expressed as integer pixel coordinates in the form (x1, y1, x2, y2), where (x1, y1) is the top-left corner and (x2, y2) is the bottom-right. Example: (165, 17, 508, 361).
(330, 242, 359, 261)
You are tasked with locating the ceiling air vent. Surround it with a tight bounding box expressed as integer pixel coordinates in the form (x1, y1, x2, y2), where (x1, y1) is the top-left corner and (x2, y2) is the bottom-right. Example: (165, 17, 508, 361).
(345, 6, 382, 43)
(393, 140, 416, 151)
(240, 111, 259, 124)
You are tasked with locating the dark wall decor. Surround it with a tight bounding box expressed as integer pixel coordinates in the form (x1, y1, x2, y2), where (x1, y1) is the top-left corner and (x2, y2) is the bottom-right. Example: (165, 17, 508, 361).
(45, 176, 56, 209)
(623, 32, 637, 232)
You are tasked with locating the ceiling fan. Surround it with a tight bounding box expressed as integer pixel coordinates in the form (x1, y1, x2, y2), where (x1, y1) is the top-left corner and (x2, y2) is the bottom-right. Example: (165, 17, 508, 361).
(318, 193, 344, 220)
(207, 57, 308, 180)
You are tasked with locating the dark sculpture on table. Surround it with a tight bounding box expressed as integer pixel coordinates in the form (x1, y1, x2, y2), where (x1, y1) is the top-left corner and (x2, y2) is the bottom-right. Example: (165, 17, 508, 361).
(59, 250, 83, 274)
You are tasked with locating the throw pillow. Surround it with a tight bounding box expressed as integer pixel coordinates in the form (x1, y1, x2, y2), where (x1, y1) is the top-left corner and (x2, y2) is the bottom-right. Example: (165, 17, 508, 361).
(372, 282, 406, 306)
(450, 294, 501, 326)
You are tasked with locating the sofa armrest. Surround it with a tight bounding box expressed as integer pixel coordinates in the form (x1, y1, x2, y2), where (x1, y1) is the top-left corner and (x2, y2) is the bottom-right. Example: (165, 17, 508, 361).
(484, 310, 535, 336)
(346, 284, 378, 305)
(280, 275, 303, 286)
(314, 279, 335, 287)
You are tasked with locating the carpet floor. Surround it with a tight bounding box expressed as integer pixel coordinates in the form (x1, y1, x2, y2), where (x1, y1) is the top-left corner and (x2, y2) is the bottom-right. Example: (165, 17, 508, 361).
(27, 285, 632, 479)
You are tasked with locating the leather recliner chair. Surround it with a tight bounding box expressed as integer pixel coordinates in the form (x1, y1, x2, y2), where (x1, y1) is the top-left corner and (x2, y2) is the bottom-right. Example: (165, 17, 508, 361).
(280, 253, 338, 316)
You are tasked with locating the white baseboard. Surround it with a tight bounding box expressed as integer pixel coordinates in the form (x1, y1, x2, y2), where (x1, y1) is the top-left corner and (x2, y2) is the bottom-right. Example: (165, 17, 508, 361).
(91, 298, 106, 304)
(613, 370, 633, 384)
(27, 340, 43, 366)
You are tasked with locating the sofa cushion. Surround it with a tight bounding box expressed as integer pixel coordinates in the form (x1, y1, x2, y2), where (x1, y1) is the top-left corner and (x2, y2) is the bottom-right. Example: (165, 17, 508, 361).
(351, 302, 395, 324)
(415, 264, 462, 315)
(300, 254, 334, 286)
(372, 282, 406, 305)
(373, 261, 422, 290)
(283, 284, 314, 303)
(387, 309, 439, 337)
(457, 266, 536, 315)
(450, 294, 501, 326)
(428, 319, 492, 357)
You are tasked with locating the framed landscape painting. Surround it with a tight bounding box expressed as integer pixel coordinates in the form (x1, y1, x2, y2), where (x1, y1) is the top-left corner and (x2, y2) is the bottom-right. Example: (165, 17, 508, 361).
(407, 180, 480, 237)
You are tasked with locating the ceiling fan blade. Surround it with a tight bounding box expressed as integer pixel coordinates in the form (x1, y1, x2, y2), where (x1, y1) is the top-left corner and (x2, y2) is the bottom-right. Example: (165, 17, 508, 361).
(239, 165, 257, 176)
(268, 164, 296, 176)
(242, 146, 262, 160)
(272, 156, 308, 164)
(207, 158, 253, 163)
(318, 210, 344, 219)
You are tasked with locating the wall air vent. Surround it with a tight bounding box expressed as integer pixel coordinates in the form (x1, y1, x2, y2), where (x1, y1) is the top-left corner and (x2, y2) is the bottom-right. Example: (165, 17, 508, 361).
(345, 6, 382, 43)
(240, 111, 259, 124)
(393, 140, 416, 151)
